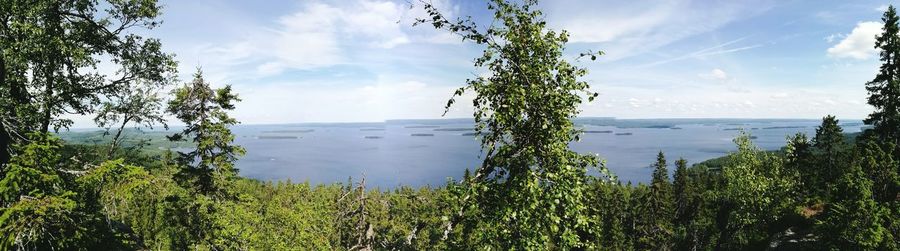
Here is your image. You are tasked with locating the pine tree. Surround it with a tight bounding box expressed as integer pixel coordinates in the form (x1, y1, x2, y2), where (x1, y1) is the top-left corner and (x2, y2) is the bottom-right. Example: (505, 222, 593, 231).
(167, 69, 245, 195)
(867, 5, 900, 146)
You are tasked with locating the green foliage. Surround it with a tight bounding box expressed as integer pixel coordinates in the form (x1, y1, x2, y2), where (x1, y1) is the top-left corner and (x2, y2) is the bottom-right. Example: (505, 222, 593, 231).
(0, 134, 136, 250)
(637, 151, 674, 250)
(672, 158, 689, 224)
(1, 1, 897, 250)
(167, 69, 245, 195)
(812, 115, 850, 193)
(717, 132, 799, 249)
(785, 132, 815, 196)
(867, 5, 900, 146)
(0, 133, 73, 250)
(57, 128, 195, 157)
(857, 139, 899, 204)
(416, 0, 605, 248)
(0, 133, 64, 203)
(0, 0, 176, 162)
(94, 85, 170, 155)
(817, 165, 890, 250)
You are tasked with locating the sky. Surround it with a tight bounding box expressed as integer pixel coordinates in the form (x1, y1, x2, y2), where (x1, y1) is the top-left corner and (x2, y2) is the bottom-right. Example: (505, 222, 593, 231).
(81, 0, 900, 125)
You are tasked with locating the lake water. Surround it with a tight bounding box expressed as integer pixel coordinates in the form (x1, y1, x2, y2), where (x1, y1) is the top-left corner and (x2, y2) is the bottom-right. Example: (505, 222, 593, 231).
(229, 118, 866, 188)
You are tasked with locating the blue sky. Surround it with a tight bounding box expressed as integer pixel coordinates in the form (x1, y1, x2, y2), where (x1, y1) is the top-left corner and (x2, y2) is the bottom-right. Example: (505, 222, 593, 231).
(109, 0, 898, 124)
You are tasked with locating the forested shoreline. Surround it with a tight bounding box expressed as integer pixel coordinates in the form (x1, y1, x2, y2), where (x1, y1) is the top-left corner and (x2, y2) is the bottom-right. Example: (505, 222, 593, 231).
(0, 0, 898, 250)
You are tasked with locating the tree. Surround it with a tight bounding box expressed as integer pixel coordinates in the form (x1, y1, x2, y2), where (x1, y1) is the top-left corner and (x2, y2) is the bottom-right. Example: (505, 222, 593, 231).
(94, 84, 169, 156)
(0, 0, 177, 164)
(416, 0, 605, 248)
(785, 132, 816, 197)
(598, 183, 629, 250)
(717, 132, 798, 249)
(817, 164, 890, 250)
(857, 140, 899, 203)
(812, 115, 848, 194)
(639, 151, 674, 250)
(673, 158, 690, 225)
(0, 133, 129, 250)
(167, 69, 245, 195)
(867, 5, 900, 146)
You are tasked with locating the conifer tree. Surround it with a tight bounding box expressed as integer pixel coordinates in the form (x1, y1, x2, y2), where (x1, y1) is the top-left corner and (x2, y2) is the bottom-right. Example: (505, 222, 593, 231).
(857, 140, 900, 203)
(167, 69, 245, 195)
(813, 115, 848, 193)
(641, 151, 674, 250)
(785, 133, 816, 197)
(866, 5, 900, 146)
(672, 158, 689, 225)
(0, 133, 130, 249)
(600, 184, 629, 250)
(818, 164, 889, 250)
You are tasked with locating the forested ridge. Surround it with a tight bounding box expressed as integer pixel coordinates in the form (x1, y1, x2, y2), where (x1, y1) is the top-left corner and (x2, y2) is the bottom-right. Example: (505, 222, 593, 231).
(0, 0, 897, 250)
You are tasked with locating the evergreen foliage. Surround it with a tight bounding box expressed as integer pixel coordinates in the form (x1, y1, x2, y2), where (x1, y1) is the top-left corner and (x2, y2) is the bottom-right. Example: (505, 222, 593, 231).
(166, 69, 245, 195)
(867, 5, 900, 146)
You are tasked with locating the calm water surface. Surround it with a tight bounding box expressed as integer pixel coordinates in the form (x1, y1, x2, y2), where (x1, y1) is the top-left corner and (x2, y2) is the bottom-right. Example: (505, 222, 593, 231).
(230, 118, 865, 188)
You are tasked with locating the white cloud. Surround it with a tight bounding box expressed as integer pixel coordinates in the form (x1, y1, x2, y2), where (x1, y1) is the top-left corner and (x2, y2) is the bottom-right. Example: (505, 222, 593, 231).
(231, 76, 474, 124)
(197, 0, 458, 77)
(543, 0, 773, 61)
(578, 84, 870, 120)
(259, 0, 411, 73)
(877, 4, 890, 12)
(827, 21, 882, 59)
(640, 36, 762, 67)
(696, 68, 752, 93)
(824, 33, 844, 43)
(699, 68, 728, 81)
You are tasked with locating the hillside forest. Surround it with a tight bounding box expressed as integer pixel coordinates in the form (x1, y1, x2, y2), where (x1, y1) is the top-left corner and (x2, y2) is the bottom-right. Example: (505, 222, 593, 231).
(0, 0, 898, 250)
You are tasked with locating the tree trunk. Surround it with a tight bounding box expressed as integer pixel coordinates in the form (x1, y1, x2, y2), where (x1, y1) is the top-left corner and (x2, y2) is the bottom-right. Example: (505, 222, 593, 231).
(107, 116, 131, 157)
(0, 47, 10, 165)
(40, 68, 53, 134)
(0, 121, 10, 166)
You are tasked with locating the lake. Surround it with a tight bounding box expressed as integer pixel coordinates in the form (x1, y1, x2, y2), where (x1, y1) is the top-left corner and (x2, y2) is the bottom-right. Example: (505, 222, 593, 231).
(228, 118, 866, 188)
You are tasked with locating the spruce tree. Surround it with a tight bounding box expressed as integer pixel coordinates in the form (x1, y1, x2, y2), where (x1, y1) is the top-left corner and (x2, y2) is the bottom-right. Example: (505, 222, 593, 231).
(643, 151, 674, 250)
(867, 5, 900, 145)
(785, 133, 816, 197)
(817, 164, 889, 249)
(672, 158, 694, 251)
(604, 184, 629, 250)
(167, 69, 245, 195)
(673, 158, 691, 226)
(813, 115, 847, 193)
(858, 140, 899, 203)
